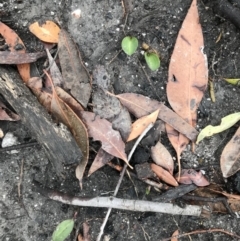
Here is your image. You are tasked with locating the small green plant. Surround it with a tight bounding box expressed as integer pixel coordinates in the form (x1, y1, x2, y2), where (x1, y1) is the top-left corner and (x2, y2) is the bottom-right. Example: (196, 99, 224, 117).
(121, 36, 160, 71)
(121, 36, 138, 56)
(52, 219, 74, 241)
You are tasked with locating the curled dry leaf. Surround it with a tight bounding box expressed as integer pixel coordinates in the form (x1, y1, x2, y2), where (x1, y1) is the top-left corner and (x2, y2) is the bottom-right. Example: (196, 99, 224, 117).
(166, 0, 208, 172)
(171, 230, 179, 241)
(127, 109, 159, 142)
(29, 20, 60, 43)
(151, 163, 178, 187)
(80, 111, 130, 167)
(0, 21, 30, 82)
(115, 93, 198, 141)
(176, 169, 209, 186)
(0, 101, 20, 121)
(197, 112, 240, 144)
(221, 126, 240, 178)
(151, 141, 174, 175)
(58, 29, 91, 108)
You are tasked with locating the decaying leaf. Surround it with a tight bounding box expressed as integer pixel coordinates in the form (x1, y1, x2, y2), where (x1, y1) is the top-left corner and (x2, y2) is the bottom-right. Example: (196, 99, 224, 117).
(171, 230, 179, 241)
(151, 141, 174, 175)
(0, 101, 20, 121)
(29, 20, 60, 43)
(0, 21, 30, 82)
(197, 112, 240, 144)
(114, 93, 198, 141)
(127, 109, 159, 141)
(176, 169, 209, 186)
(58, 29, 91, 108)
(151, 163, 178, 187)
(0, 51, 46, 64)
(221, 126, 240, 178)
(80, 111, 130, 167)
(166, 0, 208, 172)
(77, 222, 91, 241)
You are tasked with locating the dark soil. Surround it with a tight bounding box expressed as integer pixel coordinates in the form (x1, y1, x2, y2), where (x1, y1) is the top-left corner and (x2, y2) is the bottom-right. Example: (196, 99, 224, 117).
(1, 0, 240, 240)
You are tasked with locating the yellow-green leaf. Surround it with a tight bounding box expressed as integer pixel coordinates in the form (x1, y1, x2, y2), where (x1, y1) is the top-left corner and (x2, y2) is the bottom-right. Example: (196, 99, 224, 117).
(224, 78, 240, 85)
(121, 36, 138, 56)
(52, 219, 74, 241)
(197, 112, 240, 144)
(144, 52, 160, 71)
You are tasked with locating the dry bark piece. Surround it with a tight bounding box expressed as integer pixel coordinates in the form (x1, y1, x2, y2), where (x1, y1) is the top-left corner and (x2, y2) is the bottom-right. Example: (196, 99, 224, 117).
(80, 111, 130, 167)
(0, 21, 30, 82)
(58, 29, 91, 108)
(151, 163, 179, 187)
(151, 141, 174, 175)
(29, 20, 60, 43)
(116, 93, 198, 141)
(127, 109, 159, 142)
(176, 169, 209, 187)
(0, 51, 46, 64)
(0, 101, 20, 121)
(166, 0, 208, 170)
(220, 126, 240, 178)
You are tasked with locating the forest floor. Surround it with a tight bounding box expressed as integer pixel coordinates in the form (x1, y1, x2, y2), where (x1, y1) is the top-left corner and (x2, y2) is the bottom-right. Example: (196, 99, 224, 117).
(1, 0, 240, 240)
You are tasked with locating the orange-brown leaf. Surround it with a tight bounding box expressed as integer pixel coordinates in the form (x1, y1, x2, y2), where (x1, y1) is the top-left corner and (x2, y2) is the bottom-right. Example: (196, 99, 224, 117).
(29, 20, 60, 43)
(115, 93, 198, 142)
(127, 109, 159, 141)
(80, 111, 130, 167)
(151, 163, 178, 187)
(220, 126, 240, 178)
(0, 21, 30, 82)
(151, 141, 174, 175)
(171, 230, 179, 241)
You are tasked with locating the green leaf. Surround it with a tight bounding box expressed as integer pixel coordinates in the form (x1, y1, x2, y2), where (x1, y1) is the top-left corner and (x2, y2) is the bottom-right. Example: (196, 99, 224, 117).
(224, 78, 240, 86)
(121, 36, 138, 56)
(52, 219, 74, 241)
(196, 112, 240, 144)
(144, 52, 160, 71)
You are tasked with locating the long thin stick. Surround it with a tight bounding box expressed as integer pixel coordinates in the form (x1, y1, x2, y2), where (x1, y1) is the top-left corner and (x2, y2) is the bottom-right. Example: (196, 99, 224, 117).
(96, 123, 154, 241)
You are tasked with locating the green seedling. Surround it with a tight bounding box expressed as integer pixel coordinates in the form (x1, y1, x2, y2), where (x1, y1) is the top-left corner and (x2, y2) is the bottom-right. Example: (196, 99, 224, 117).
(144, 52, 160, 71)
(52, 219, 74, 241)
(121, 36, 138, 56)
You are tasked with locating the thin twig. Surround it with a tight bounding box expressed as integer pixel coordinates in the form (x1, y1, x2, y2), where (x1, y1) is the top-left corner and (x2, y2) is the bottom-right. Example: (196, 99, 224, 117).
(160, 228, 240, 241)
(18, 159, 24, 201)
(0, 141, 39, 153)
(96, 123, 154, 241)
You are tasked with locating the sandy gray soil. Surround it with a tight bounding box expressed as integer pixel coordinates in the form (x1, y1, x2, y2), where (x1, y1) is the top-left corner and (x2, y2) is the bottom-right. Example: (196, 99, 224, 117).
(1, 0, 240, 240)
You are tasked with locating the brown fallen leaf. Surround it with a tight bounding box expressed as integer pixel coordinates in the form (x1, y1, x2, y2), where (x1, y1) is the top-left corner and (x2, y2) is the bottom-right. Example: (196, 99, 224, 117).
(79, 111, 130, 167)
(29, 20, 60, 43)
(0, 21, 30, 82)
(151, 163, 178, 187)
(114, 93, 198, 141)
(171, 230, 179, 241)
(127, 109, 159, 142)
(0, 101, 20, 121)
(176, 169, 209, 187)
(78, 222, 91, 241)
(151, 141, 174, 175)
(220, 126, 240, 178)
(0, 51, 46, 64)
(58, 29, 91, 108)
(166, 0, 208, 173)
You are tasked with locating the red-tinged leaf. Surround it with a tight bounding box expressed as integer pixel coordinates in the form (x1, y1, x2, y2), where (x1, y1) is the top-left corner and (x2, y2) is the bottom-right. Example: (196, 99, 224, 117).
(79, 111, 130, 167)
(0, 21, 30, 82)
(127, 109, 159, 142)
(0, 51, 46, 64)
(171, 230, 179, 241)
(166, 0, 208, 170)
(46, 48, 64, 87)
(176, 169, 209, 186)
(29, 20, 60, 43)
(221, 127, 240, 178)
(151, 163, 178, 187)
(151, 141, 174, 175)
(58, 29, 91, 108)
(115, 93, 198, 141)
(88, 149, 113, 176)
(0, 101, 20, 121)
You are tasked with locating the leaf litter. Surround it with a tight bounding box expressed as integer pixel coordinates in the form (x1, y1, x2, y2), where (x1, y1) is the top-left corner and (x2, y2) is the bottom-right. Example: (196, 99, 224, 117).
(0, 101, 20, 121)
